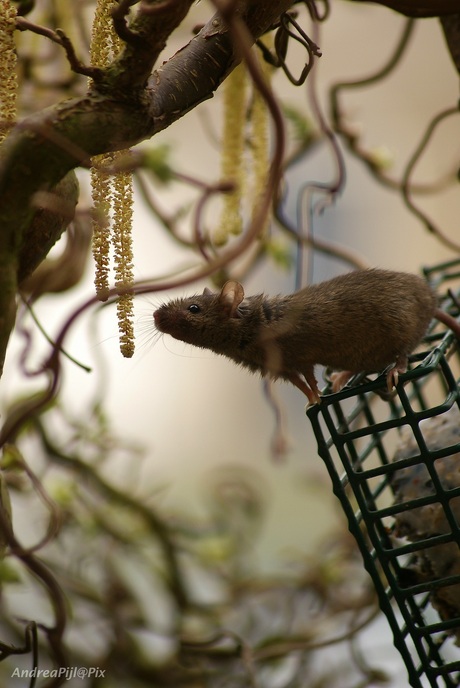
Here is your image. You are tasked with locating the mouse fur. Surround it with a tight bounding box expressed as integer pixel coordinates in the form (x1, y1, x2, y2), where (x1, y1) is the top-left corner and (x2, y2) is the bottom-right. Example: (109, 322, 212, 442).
(153, 269, 459, 404)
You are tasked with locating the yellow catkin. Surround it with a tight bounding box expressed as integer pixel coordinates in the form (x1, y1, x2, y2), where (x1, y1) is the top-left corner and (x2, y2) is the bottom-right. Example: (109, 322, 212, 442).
(90, 0, 120, 69)
(112, 157, 135, 358)
(213, 63, 248, 247)
(91, 157, 113, 301)
(89, 0, 134, 357)
(90, 0, 116, 301)
(249, 37, 274, 237)
(0, 0, 18, 144)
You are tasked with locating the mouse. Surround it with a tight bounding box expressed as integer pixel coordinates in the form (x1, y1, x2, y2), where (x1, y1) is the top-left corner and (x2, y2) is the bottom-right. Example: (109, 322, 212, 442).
(153, 269, 460, 405)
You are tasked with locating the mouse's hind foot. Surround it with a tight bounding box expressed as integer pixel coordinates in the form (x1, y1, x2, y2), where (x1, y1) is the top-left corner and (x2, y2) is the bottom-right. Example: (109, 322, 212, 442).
(285, 370, 321, 405)
(330, 370, 353, 393)
(386, 355, 408, 391)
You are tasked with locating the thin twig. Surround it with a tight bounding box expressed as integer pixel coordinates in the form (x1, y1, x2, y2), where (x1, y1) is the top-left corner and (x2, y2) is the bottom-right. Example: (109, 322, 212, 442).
(111, 0, 145, 46)
(0, 505, 68, 676)
(133, 172, 195, 248)
(293, 19, 346, 288)
(305, 0, 330, 21)
(329, 18, 432, 192)
(263, 378, 291, 459)
(10, 452, 63, 554)
(35, 421, 190, 611)
(274, 188, 370, 272)
(401, 105, 460, 253)
(140, 0, 180, 15)
(253, 604, 380, 661)
(16, 18, 102, 79)
(276, 11, 322, 85)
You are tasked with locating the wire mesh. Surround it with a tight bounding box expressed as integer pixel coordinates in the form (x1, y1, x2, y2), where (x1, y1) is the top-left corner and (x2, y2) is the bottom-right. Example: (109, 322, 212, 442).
(307, 259, 460, 688)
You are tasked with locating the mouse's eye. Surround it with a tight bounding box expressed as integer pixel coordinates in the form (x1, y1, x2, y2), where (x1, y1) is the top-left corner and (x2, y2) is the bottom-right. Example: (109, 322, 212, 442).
(188, 304, 201, 314)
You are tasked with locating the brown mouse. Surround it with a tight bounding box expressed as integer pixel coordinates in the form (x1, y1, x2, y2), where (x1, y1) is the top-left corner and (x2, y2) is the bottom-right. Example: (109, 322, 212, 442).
(153, 269, 460, 404)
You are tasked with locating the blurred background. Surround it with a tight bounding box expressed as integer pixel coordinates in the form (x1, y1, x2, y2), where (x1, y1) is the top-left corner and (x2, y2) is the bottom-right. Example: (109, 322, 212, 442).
(1, 1, 459, 685)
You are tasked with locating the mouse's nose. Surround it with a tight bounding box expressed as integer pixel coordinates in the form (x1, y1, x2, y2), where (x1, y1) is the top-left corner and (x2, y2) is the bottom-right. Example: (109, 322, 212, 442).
(153, 308, 169, 332)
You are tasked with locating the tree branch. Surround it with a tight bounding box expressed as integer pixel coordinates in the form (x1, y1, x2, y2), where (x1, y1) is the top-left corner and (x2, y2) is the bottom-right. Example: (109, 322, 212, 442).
(16, 17, 103, 79)
(17, 171, 80, 285)
(348, 0, 460, 18)
(440, 13, 460, 74)
(0, 0, 296, 379)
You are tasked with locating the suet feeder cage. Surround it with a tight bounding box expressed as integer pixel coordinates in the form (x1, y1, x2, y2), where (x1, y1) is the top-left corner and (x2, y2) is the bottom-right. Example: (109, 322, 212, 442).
(307, 259, 460, 688)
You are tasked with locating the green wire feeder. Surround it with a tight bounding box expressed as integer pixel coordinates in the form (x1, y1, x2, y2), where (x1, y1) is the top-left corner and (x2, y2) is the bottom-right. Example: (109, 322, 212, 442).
(307, 259, 460, 688)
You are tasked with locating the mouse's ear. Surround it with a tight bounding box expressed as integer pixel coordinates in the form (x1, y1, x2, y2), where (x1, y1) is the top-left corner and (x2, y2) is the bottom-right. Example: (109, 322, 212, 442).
(219, 281, 244, 317)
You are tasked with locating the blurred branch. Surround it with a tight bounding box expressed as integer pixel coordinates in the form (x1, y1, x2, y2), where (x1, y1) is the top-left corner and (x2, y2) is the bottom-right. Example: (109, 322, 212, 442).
(347, 0, 460, 18)
(401, 105, 460, 253)
(17, 171, 80, 285)
(0, 0, 295, 379)
(440, 13, 460, 74)
(330, 17, 415, 190)
(0, 503, 68, 682)
(19, 216, 92, 299)
(34, 420, 190, 610)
